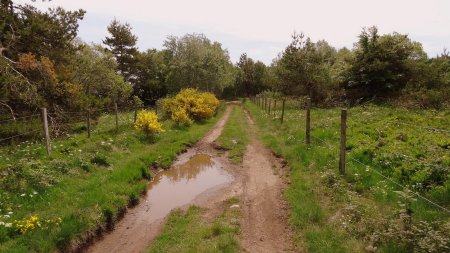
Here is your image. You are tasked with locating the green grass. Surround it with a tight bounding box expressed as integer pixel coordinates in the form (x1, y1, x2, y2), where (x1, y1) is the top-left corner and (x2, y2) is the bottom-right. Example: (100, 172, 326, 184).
(147, 199, 240, 253)
(216, 104, 249, 164)
(244, 100, 449, 253)
(0, 106, 225, 252)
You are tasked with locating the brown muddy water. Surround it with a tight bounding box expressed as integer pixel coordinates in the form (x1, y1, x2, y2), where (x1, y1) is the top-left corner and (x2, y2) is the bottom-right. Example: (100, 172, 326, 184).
(145, 153, 232, 220)
(87, 153, 232, 253)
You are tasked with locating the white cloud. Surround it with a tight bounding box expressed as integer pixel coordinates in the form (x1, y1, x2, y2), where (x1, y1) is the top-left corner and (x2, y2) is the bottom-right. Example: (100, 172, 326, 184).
(15, 0, 450, 63)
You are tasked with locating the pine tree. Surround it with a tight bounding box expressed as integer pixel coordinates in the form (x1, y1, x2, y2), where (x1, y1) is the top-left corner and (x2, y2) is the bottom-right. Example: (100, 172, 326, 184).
(103, 19, 138, 83)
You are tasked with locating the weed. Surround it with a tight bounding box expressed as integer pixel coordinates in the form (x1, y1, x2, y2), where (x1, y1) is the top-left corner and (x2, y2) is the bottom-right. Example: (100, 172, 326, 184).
(90, 153, 110, 167)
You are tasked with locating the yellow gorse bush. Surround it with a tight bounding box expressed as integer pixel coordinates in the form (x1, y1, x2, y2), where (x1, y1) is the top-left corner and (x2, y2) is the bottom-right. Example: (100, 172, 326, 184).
(134, 110, 165, 135)
(171, 108, 193, 126)
(163, 88, 219, 125)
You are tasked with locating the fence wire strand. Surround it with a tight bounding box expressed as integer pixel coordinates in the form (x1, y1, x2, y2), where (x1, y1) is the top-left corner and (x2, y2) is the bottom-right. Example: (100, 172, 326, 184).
(387, 121, 450, 133)
(0, 114, 41, 124)
(349, 156, 450, 213)
(0, 129, 42, 143)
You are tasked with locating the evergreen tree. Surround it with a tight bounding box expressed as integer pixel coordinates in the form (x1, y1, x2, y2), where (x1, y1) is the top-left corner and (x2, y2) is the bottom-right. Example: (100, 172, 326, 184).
(103, 19, 138, 83)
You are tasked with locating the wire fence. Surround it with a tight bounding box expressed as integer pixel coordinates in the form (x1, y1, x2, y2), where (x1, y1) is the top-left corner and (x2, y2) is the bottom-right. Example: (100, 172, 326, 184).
(250, 95, 450, 214)
(0, 104, 160, 148)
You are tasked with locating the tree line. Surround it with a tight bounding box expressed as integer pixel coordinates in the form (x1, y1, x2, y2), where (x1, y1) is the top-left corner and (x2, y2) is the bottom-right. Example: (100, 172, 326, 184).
(233, 29, 449, 108)
(1, 0, 448, 122)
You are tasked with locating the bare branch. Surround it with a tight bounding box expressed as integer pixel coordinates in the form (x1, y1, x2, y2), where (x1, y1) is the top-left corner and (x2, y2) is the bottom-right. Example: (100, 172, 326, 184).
(0, 101, 16, 121)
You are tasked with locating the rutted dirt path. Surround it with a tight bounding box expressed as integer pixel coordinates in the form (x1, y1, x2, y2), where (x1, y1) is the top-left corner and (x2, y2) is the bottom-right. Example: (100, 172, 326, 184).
(239, 109, 295, 253)
(86, 105, 234, 253)
(85, 104, 295, 253)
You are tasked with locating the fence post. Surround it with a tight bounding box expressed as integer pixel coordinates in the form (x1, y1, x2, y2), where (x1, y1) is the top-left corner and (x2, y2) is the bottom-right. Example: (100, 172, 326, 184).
(268, 98, 271, 115)
(87, 109, 91, 138)
(41, 108, 51, 155)
(339, 109, 347, 175)
(115, 103, 119, 132)
(274, 99, 277, 117)
(134, 104, 138, 123)
(306, 98, 311, 145)
(263, 97, 266, 111)
(281, 99, 286, 124)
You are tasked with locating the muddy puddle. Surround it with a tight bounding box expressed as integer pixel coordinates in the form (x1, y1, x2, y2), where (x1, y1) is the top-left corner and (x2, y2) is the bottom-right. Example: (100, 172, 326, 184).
(87, 153, 233, 253)
(145, 153, 232, 221)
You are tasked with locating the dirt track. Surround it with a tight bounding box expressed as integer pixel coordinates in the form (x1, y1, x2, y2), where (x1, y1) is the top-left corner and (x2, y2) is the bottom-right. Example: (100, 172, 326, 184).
(86, 105, 234, 253)
(238, 109, 294, 253)
(85, 104, 295, 253)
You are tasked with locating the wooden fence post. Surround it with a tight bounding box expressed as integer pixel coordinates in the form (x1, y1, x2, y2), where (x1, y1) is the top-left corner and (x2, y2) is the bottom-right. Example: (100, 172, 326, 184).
(339, 109, 347, 175)
(41, 108, 51, 155)
(306, 98, 311, 145)
(281, 99, 286, 124)
(274, 99, 277, 117)
(87, 109, 91, 138)
(115, 103, 119, 132)
(268, 98, 271, 115)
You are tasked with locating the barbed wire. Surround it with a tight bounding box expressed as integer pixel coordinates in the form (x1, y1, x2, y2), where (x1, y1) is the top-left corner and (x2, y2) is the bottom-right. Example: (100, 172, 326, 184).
(0, 114, 41, 124)
(0, 129, 42, 143)
(386, 121, 450, 133)
(349, 156, 450, 213)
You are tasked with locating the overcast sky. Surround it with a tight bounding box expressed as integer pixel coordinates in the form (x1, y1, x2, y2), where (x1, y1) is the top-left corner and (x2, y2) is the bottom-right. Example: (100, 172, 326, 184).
(17, 0, 450, 64)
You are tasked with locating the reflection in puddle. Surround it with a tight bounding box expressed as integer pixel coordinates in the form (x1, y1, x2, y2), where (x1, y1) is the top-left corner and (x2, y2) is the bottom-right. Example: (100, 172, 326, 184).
(143, 154, 232, 222)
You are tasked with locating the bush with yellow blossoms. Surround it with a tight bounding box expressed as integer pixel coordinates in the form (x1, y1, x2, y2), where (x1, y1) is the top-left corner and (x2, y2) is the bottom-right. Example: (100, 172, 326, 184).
(163, 88, 219, 126)
(171, 108, 193, 126)
(134, 110, 165, 136)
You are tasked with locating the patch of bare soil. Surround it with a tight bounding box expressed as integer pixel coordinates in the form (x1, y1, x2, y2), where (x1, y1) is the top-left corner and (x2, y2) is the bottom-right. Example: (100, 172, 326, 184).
(239, 109, 296, 253)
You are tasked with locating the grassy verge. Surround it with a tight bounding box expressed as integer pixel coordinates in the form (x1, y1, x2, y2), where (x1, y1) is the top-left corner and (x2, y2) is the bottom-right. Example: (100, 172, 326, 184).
(216, 104, 249, 164)
(244, 101, 449, 252)
(0, 106, 225, 252)
(146, 198, 240, 253)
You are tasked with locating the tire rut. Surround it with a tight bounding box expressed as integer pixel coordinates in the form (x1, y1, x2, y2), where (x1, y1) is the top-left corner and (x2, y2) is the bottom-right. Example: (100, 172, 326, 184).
(239, 108, 295, 253)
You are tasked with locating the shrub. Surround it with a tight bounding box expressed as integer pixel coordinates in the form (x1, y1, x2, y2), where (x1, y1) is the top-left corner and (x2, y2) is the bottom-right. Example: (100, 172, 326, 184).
(163, 88, 219, 125)
(134, 110, 164, 136)
(171, 108, 193, 126)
